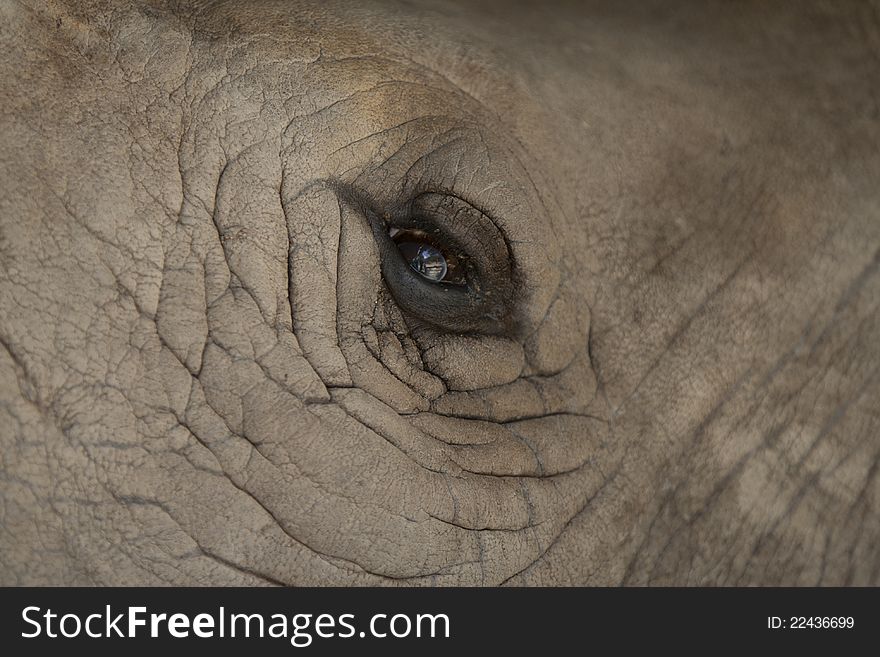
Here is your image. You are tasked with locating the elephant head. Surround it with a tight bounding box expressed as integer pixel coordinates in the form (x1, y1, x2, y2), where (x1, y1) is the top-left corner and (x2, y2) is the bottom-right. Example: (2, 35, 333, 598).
(1, 0, 878, 585)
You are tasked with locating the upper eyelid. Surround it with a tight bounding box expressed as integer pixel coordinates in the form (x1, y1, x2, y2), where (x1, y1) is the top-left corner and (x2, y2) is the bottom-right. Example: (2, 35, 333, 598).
(328, 179, 504, 240)
(397, 194, 507, 248)
(383, 207, 475, 265)
(412, 195, 512, 277)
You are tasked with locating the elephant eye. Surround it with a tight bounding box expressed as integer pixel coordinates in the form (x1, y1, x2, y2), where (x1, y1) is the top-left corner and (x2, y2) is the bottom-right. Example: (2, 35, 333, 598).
(365, 191, 517, 335)
(334, 184, 517, 335)
(389, 228, 468, 286)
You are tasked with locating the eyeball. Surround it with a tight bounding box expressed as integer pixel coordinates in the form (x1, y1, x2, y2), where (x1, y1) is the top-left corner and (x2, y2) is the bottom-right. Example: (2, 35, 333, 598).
(389, 227, 467, 285)
(395, 240, 447, 281)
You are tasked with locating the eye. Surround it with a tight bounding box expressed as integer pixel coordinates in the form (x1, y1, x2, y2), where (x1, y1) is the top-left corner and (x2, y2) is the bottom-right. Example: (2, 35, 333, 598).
(330, 183, 517, 335)
(367, 191, 518, 336)
(389, 227, 468, 286)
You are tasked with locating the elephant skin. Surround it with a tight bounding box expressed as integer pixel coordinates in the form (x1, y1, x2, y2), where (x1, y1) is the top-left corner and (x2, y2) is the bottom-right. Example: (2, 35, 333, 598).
(1, 0, 878, 585)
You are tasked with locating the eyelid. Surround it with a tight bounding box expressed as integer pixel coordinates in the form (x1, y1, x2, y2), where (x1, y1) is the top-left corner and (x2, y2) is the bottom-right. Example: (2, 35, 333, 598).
(369, 214, 494, 332)
(390, 194, 512, 284)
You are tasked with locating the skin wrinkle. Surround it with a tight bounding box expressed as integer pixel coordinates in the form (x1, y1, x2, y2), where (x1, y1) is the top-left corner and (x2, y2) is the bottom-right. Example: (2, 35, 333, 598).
(179, 417, 411, 583)
(185, 382, 452, 582)
(337, 200, 445, 394)
(620, 265, 880, 584)
(620, 377, 760, 584)
(331, 389, 576, 529)
(2, 0, 879, 585)
(611, 250, 756, 417)
(195, 266, 552, 576)
(104, 493, 279, 585)
(498, 460, 626, 586)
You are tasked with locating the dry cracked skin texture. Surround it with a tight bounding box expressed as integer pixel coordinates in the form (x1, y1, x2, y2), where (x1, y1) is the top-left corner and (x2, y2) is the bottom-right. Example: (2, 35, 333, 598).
(0, 0, 879, 585)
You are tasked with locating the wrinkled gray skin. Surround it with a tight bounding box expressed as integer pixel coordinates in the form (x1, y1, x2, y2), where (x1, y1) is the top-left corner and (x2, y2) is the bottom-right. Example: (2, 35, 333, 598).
(1, 0, 879, 586)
